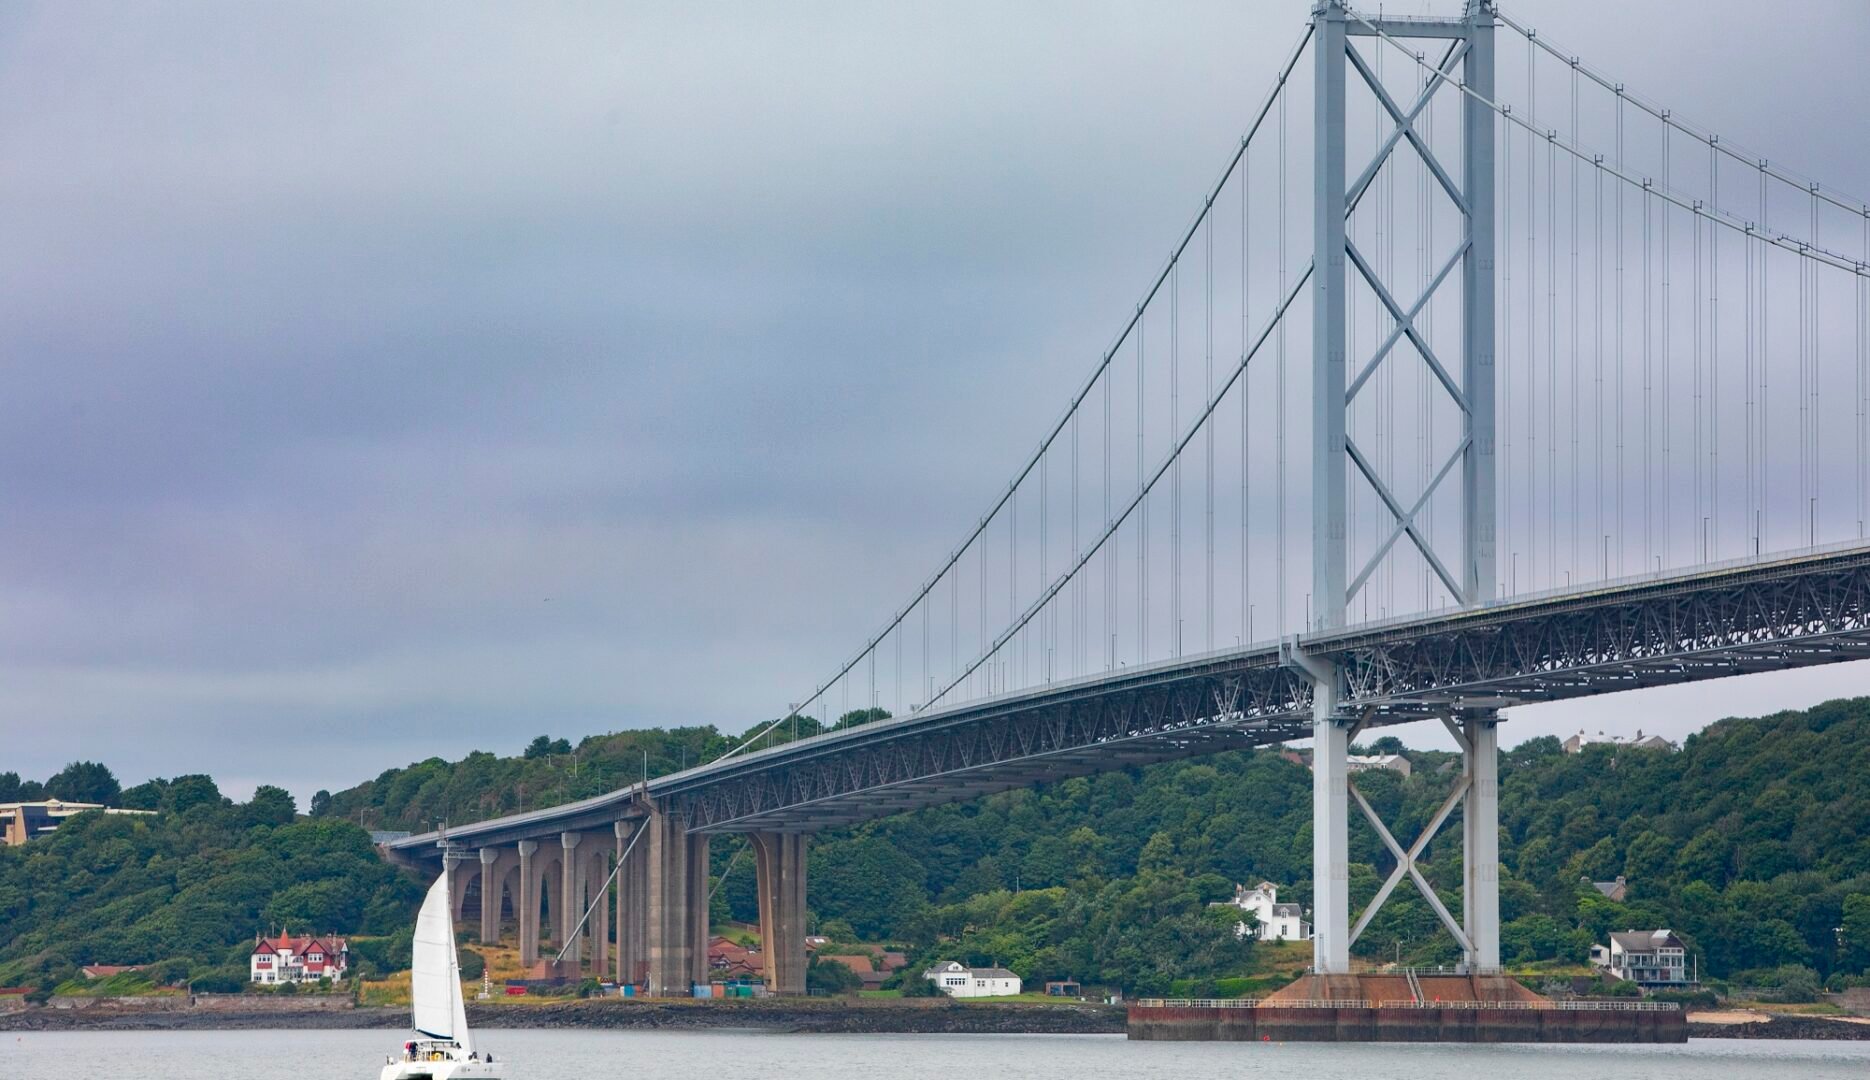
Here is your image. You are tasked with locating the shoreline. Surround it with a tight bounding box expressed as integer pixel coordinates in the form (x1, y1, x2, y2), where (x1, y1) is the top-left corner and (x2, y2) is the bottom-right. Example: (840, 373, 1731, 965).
(5, 999, 1869, 1040)
(0, 998, 1126, 1035)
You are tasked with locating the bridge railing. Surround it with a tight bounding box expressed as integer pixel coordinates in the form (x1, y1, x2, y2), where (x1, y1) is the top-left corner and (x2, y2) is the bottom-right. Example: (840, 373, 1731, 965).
(1132, 998, 1680, 1011)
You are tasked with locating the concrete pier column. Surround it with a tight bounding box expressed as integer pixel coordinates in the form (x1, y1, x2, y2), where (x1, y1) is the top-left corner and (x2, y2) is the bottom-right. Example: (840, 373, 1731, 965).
(450, 860, 475, 924)
(616, 822, 648, 986)
(750, 831, 808, 995)
(1310, 665, 1351, 975)
(478, 848, 501, 944)
(559, 832, 585, 964)
(645, 805, 710, 995)
(517, 840, 540, 967)
(1462, 714, 1501, 973)
(686, 832, 711, 986)
(613, 822, 628, 983)
(587, 844, 611, 979)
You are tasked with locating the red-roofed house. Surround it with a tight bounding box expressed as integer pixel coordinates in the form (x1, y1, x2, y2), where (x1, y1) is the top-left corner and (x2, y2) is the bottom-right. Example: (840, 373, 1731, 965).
(822, 954, 888, 990)
(706, 936, 764, 980)
(250, 932, 350, 985)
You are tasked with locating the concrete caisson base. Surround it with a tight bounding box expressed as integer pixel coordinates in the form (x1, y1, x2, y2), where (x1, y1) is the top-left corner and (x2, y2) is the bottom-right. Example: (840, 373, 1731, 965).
(1127, 1002, 1686, 1043)
(1129, 974, 1685, 1043)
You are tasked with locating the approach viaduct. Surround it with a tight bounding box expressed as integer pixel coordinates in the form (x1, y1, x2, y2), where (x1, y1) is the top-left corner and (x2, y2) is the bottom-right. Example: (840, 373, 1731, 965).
(388, 542, 1870, 996)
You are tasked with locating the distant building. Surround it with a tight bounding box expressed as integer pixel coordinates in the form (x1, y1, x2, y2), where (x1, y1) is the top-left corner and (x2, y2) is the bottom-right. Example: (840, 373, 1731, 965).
(923, 960, 1021, 998)
(1282, 750, 1412, 779)
(249, 933, 349, 985)
(1346, 754, 1411, 778)
(822, 954, 888, 991)
(1215, 881, 1310, 942)
(707, 936, 764, 980)
(1563, 729, 1676, 754)
(1590, 929, 1692, 987)
(80, 965, 143, 981)
(0, 801, 156, 846)
(1044, 980, 1082, 997)
(1587, 875, 1629, 902)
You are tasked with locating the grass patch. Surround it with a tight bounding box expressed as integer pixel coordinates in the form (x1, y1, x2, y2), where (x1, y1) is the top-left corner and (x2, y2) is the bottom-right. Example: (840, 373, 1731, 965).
(53, 971, 173, 998)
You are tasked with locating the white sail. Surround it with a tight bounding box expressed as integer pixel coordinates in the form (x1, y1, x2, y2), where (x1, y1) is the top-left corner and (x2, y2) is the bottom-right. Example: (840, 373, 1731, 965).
(409, 865, 473, 1054)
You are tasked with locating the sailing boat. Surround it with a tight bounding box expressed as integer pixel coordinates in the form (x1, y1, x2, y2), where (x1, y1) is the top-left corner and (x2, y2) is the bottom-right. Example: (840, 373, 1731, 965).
(380, 857, 503, 1079)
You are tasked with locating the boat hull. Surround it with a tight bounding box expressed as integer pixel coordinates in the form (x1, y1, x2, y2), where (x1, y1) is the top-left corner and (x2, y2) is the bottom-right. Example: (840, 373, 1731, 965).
(379, 1060, 503, 1080)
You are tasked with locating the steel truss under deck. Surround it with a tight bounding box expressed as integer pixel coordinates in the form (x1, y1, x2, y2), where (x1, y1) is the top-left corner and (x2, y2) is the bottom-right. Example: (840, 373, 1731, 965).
(633, 543, 1870, 836)
(389, 542, 1870, 858)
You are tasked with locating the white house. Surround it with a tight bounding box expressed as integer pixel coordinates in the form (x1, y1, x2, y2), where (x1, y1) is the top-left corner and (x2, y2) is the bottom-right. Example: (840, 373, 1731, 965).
(1217, 882, 1310, 942)
(922, 960, 1021, 998)
(250, 932, 350, 985)
(1589, 929, 1692, 987)
(1563, 729, 1676, 754)
(1346, 754, 1411, 778)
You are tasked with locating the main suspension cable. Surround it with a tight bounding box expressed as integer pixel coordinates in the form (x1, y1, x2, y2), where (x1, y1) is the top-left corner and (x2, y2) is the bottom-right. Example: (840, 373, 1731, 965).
(720, 24, 1316, 760)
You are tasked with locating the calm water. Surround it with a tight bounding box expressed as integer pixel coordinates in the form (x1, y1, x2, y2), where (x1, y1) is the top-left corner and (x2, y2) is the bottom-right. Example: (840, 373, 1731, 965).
(6, 1029, 1870, 1080)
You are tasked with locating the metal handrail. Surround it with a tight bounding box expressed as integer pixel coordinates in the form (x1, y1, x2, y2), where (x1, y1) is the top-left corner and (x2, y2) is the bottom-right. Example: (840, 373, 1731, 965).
(1133, 998, 1680, 1012)
(1371, 999, 1681, 1012)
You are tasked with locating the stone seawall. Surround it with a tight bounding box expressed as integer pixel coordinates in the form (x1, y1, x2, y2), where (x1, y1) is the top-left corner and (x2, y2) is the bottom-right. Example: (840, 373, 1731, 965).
(48, 995, 187, 1012)
(0, 997, 1124, 1034)
(1687, 1013, 1870, 1040)
(190, 993, 354, 1013)
(1128, 1003, 1686, 1043)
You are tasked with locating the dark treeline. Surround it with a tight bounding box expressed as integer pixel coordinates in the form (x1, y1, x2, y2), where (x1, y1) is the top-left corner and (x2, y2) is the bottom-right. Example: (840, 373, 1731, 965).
(5, 698, 1870, 996)
(0, 776, 420, 994)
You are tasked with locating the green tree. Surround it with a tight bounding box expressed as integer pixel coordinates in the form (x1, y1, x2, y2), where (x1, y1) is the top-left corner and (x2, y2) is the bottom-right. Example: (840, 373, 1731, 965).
(167, 775, 226, 813)
(1841, 893, 1870, 973)
(45, 761, 121, 805)
(246, 786, 297, 827)
(806, 954, 863, 995)
(810, 835, 928, 939)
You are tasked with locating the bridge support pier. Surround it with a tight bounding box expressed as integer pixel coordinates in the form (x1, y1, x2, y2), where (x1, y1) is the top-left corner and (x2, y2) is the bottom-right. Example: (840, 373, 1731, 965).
(616, 820, 648, 985)
(1309, 666, 1352, 975)
(478, 847, 502, 944)
(558, 831, 585, 966)
(1462, 714, 1500, 973)
(517, 839, 540, 967)
(646, 805, 710, 996)
(751, 831, 808, 995)
(584, 842, 611, 979)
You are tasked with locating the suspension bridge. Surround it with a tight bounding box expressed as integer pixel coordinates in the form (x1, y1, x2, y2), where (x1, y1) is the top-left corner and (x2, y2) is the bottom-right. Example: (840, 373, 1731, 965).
(390, 0, 1870, 1003)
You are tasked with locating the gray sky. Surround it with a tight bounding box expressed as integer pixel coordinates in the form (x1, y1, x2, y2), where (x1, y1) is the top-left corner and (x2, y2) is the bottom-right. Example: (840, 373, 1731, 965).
(4, 1, 1867, 805)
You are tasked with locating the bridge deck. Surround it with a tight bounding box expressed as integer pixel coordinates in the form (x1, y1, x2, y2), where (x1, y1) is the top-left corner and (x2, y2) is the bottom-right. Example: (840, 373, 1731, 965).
(390, 541, 1870, 852)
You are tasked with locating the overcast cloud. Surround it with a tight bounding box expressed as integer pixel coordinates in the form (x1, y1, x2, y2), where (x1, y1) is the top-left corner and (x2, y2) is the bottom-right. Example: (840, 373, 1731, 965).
(3, 1, 1867, 805)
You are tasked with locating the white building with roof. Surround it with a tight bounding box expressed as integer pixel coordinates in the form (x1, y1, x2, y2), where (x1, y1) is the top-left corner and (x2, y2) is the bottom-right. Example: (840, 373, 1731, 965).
(1217, 882, 1310, 941)
(1345, 754, 1411, 778)
(1590, 929, 1692, 987)
(922, 960, 1021, 998)
(249, 932, 350, 985)
(1563, 730, 1676, 754)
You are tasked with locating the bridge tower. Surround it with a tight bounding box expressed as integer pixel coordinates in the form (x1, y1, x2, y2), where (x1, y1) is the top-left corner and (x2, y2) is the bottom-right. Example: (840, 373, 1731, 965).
(1306, 0, 1499, 975)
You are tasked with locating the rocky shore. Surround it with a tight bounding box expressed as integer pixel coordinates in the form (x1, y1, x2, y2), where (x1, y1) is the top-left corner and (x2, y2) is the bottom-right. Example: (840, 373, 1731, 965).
(0, 997, 1127, 1035)
(8, 997, 1869, 1039)
(1686, 1011, 1870, 1040)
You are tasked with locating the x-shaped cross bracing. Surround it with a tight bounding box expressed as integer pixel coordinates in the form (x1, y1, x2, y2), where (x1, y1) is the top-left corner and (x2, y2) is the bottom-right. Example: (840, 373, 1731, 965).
(1345, 714, 1475, 953)
(1338, 36, 1478, 609)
